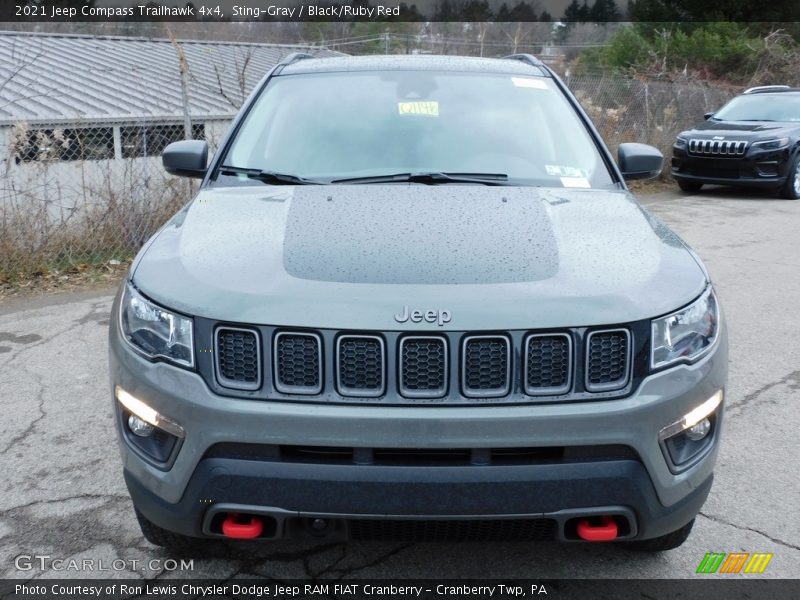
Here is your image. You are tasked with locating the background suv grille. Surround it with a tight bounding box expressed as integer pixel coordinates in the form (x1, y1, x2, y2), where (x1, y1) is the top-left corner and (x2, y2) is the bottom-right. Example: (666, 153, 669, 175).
(688, 138, 747, 157)
(462, 336, 510, 398)
(525, 333, 572, 395)
(399, 336, 448, 398)
(274, 332, 322, 394)
(215, 327, 260, 390)
(586, 329, 630, 392)
(337, 335, 385, 397)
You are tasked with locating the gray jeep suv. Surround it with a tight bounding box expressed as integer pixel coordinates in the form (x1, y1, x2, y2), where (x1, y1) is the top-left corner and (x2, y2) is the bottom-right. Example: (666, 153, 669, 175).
(109, 54, 727, 551)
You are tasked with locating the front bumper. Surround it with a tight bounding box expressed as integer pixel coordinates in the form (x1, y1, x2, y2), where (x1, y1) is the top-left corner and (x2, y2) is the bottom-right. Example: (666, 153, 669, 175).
(671, 145, 792, 188)
(109, 306, 727, 542)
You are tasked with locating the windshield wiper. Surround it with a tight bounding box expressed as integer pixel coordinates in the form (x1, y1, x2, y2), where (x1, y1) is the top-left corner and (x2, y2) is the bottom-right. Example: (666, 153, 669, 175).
(331, 172, 510, 186)
(218, 165, 321, 185)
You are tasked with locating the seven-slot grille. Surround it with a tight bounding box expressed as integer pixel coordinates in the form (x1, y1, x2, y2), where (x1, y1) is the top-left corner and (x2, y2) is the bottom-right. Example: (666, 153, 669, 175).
(462, 336, 511, 398)
(688, 138, 748, 157)
(211, 328, 634, 399)
(215, 327, 261, 390)
(585, 329, 631, 392)
(336, 335, 386, 397)
(399, 336, 448, 398)
(524, 333, 572, 395)
(273, 332, 322, 394)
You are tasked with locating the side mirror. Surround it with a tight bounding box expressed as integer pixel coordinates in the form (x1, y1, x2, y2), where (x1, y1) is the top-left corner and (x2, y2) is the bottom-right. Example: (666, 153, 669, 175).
(703, 112, 715, 120)
(618, 143, 663, 181)
(162, 140, 208, 178)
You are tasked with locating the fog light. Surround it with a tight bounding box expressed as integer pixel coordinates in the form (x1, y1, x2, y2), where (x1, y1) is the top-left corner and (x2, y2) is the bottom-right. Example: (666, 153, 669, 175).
(660, 391, 722, 471)
(115, 385, 185, 439)
(686, 417, 711, 441)
(659, 390, 723, 441)
(128, 414, 155, 437)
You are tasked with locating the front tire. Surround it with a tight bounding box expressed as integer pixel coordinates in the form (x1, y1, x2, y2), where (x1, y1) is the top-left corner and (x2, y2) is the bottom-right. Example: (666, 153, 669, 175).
(780, 154, 800, 199)
(677, 180, 703, 193)
(620, 518, 695, 552)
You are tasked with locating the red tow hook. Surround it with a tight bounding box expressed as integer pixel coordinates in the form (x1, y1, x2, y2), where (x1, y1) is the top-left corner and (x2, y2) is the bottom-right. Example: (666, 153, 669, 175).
(576, 515, 619, 542)
(222, 513, 263, 539)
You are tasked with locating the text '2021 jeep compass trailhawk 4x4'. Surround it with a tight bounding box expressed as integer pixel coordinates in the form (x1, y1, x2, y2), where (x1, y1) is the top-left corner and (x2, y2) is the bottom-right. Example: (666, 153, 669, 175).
(109, 53, 727, 551)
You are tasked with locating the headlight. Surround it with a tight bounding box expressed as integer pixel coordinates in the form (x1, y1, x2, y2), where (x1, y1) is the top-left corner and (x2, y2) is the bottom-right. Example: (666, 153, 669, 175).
(751, 137, 789, 150)
(120, 282, 194, 368)
(674, 132, 689, 148)
(651, 286, 718, 369)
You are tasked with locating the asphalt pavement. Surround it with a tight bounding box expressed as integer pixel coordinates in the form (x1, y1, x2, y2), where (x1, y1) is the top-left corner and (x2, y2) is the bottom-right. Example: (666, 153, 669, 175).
(1, 186, 798, 580)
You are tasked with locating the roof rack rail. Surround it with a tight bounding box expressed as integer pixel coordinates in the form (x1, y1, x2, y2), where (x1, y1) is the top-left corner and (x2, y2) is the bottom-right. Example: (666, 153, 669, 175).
(743, 85, 791, 94)
(278, 52, 315, 67)
(502, 53, 544, 67)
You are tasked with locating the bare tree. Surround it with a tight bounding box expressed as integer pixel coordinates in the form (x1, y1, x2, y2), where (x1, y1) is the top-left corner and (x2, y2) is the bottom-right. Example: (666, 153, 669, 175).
(166, 28, 193, 140)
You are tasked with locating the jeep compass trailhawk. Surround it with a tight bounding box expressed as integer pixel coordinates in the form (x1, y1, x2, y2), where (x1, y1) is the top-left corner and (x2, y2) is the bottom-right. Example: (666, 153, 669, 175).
(109, 54, 727, 551)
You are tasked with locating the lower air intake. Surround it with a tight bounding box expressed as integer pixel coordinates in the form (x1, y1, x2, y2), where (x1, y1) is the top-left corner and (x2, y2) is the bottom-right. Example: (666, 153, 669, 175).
(347, 518, 558, 542)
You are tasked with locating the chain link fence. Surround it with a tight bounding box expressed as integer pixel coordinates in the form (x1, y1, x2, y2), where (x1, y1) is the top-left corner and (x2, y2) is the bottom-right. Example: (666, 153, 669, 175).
(565, 74, 739, 159)
(0, 118, 231, 283)
(0, 73, 739, 284)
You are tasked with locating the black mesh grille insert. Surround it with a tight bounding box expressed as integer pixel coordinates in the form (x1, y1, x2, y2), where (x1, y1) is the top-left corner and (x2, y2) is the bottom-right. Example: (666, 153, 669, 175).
(400, 337, 447, 397)
(216, 328, 260, 389)
(348, 518, 557, 542)
(463, 336, 510, 396)
(525, 334, 571, 394)
(274, 333, 321, 393)
(337, 336, 384, 396)
(587, 330, 630, 391)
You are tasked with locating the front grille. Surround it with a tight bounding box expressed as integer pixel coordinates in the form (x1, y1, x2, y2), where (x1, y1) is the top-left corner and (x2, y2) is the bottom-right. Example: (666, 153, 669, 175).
(462, 336, 511, 398)
(399, 336, 448, 398)
(586, 329, 630, 392)
(688, 138, 747, 157)
(274, 332, 322, 394)
(347, 518, 557, 542)
(205, 323, 637, 402)
(524, 333, 572, 395)
(215, 327, 260, 390)
(336, 335, 385, 397)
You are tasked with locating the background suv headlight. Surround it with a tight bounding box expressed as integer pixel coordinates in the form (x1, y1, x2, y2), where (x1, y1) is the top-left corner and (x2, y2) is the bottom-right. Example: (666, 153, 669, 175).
(651, 286, 718, 369)
(751, 137, 790, 150)
(120, 282, 194, 368)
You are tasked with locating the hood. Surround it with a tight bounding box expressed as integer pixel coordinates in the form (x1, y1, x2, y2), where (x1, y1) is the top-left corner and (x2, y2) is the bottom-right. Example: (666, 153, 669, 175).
(688, 119, 796, 138)
(132, 185, 707, 330)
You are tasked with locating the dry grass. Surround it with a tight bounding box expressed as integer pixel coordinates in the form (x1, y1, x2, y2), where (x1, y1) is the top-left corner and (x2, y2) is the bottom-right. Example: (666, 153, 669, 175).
(0, 258, 130, 300)
(1, 148, 194, 285)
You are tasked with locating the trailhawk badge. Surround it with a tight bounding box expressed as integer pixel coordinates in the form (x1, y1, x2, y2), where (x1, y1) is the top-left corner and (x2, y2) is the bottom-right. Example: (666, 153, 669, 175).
(394, 306, 452, 326)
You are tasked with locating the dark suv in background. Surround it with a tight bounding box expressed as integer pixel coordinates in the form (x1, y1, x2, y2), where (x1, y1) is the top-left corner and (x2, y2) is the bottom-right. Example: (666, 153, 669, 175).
(671, 85, 800, 198)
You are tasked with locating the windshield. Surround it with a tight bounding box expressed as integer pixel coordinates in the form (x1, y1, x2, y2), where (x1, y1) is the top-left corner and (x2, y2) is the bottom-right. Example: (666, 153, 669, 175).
(713, 93, 800, 122)
(221, 70, 615, 188)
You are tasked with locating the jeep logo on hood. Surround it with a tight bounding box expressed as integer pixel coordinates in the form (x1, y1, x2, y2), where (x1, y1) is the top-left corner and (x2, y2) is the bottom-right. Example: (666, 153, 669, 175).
(394, 306, 452, 327)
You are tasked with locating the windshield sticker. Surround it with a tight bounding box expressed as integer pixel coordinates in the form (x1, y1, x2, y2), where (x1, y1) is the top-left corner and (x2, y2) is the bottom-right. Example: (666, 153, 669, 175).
(398, 101, 439, 117)
(546, 165, 589, 178)
(560, 176, 591, 189)
(512, 77, 548, 89)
